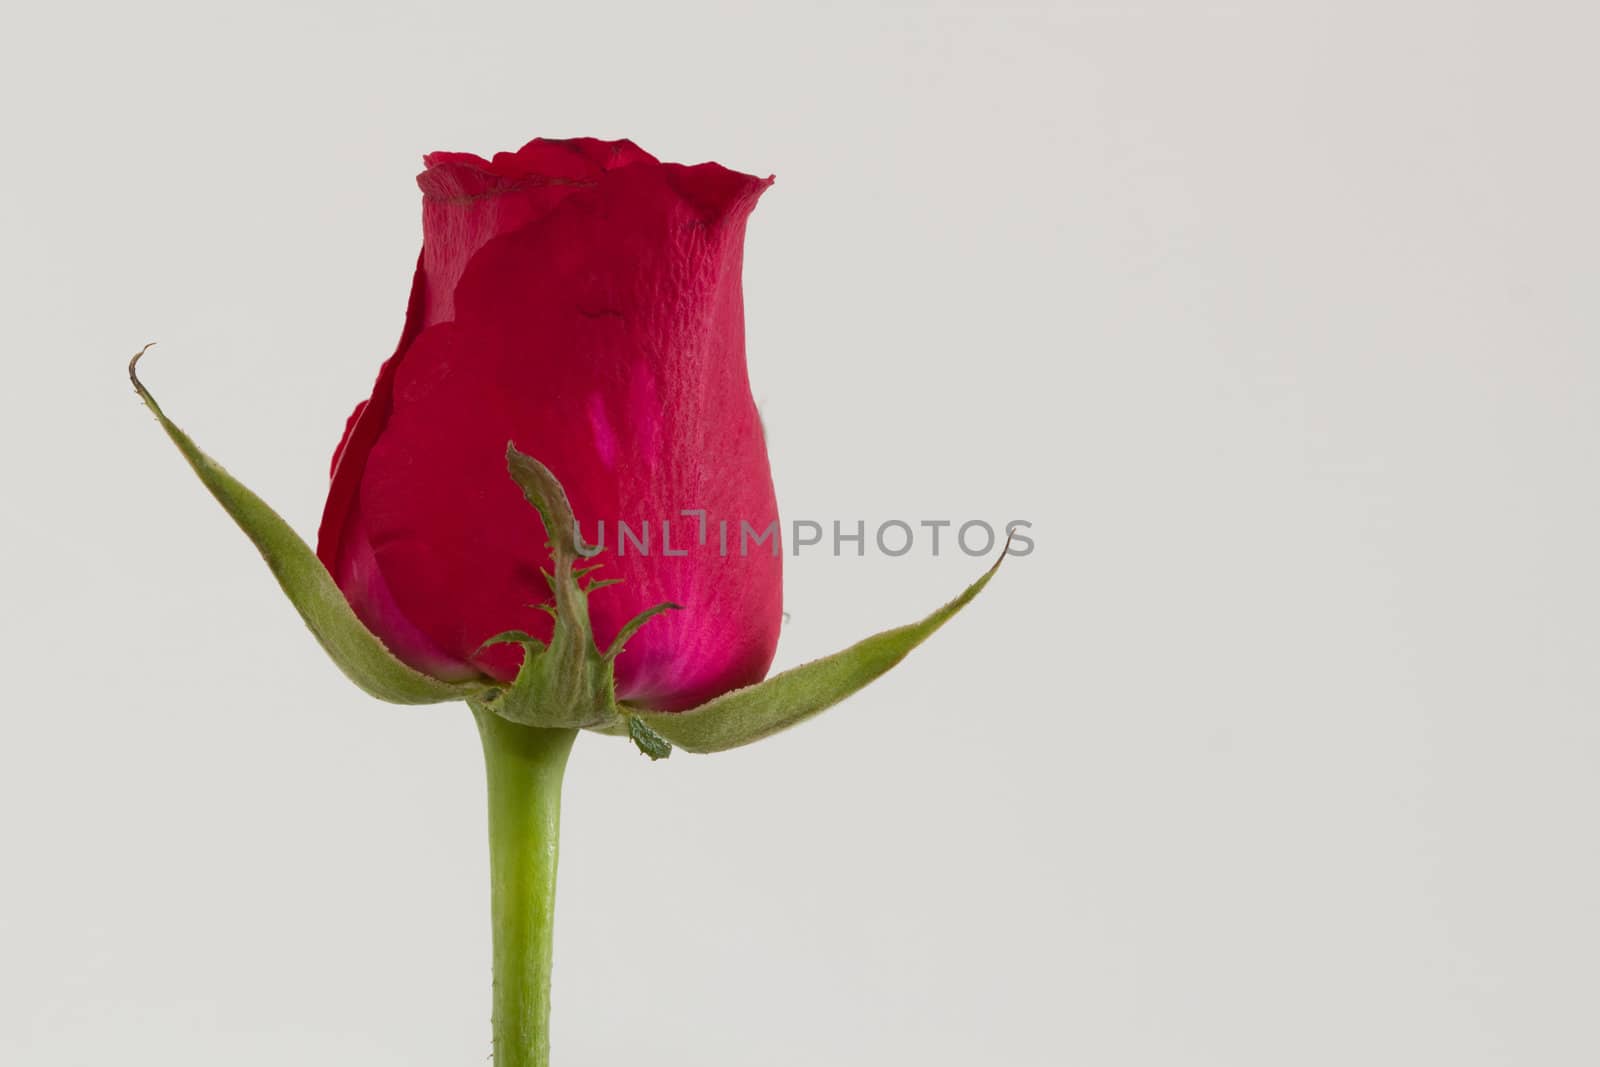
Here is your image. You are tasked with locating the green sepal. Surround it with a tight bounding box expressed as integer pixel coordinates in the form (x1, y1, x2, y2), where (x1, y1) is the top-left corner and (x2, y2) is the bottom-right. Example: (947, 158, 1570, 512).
(474, 445, 673, 731)
(129, 346, 487, 705)
(629, 549, 1007, 753)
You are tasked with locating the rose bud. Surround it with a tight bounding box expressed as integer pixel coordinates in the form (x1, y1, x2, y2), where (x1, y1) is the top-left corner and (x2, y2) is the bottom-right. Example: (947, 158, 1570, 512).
(132, 136, 1002, 747)
(315, 138, 783, 712)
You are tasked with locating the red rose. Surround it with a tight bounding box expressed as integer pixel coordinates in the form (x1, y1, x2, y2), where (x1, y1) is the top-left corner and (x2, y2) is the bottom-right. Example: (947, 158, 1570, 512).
(316, 137, 782, 712)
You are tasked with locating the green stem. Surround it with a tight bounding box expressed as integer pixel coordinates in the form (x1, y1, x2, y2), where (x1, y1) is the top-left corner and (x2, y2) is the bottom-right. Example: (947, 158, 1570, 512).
(475, 708, 578, 1067)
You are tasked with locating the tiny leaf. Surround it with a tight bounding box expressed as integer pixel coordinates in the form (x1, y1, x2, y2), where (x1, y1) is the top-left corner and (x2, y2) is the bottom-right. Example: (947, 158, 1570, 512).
(626, 716, 673, 760)
(476, 630, 547, 656)
(604, 601, 681, 661)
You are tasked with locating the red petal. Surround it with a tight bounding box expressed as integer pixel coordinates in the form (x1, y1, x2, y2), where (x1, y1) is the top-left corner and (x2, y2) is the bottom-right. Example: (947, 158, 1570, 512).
(415, 138, 660, 329)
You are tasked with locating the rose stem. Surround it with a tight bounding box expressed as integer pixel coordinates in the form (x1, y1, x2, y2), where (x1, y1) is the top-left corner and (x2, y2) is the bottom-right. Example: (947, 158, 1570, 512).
(475, 708, 578, 1067)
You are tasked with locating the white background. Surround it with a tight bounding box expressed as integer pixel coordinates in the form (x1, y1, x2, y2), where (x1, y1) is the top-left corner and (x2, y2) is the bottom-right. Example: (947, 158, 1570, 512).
(3, 1, 1597, 1064)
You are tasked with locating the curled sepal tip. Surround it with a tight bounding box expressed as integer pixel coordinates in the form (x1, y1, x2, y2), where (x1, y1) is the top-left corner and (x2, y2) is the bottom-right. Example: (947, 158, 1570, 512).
(128, 344, 486, 705)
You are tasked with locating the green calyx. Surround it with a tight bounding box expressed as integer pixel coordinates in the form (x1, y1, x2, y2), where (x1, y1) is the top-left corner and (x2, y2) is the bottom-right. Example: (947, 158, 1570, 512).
(132, 346, 1009, 758)
(469, 445, 684, 750)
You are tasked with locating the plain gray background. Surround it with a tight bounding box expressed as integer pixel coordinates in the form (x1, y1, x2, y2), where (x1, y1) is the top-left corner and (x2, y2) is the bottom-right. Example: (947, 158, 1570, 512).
(3, 1, 1597, 1063)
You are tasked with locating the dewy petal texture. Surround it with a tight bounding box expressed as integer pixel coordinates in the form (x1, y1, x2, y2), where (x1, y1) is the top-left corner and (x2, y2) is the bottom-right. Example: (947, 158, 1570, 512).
(317, 138, 782, 711)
